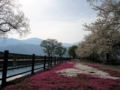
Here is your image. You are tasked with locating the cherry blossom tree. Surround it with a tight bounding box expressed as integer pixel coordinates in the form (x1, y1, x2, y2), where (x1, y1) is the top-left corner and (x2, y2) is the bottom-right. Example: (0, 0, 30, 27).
(76, 0, 120, 63)
(0, 0, 30, 38)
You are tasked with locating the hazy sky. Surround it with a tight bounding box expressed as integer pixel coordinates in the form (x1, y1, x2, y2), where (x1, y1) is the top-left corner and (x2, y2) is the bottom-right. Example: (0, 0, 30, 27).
(13, 0, 99, 43)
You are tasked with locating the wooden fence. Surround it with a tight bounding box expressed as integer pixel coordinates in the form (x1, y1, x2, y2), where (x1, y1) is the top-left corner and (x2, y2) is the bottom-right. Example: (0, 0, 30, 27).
(0, 50, 70, 88)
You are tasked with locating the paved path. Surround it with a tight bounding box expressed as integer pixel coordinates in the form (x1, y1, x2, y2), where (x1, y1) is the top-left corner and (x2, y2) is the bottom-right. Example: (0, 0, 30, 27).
(75, 59, 120, 72)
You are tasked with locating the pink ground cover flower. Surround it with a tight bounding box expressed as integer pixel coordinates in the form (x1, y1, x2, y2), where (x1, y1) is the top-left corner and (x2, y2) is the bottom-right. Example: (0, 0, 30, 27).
(86, 63, 120, 77)
(4, 61, 120, 90)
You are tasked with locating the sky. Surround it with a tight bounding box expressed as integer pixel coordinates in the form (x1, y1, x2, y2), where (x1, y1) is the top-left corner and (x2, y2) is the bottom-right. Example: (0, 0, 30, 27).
(12, 0, 99, 44)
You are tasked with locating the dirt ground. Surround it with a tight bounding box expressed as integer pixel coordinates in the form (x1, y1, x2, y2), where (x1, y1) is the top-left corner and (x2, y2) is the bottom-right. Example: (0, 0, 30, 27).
(75, 59, 120, 72)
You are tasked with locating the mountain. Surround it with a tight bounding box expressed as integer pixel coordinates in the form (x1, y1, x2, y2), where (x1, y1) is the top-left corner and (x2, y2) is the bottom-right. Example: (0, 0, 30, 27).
(62, 43, 73, 47)
(0, 37, 79, 55)
(0, 38, 42, 47)
(0, 38, 25, 47)
(22, 38, 42, 45)
(0, 44, 45, 55)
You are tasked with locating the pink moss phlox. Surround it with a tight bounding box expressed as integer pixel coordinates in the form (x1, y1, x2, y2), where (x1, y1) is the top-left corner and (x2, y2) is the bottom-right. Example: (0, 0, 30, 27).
(52, 61, 75, 71)
(86, 63, 120, 77)
(4, 85, 16, 90)
(4, 61, 120, 90)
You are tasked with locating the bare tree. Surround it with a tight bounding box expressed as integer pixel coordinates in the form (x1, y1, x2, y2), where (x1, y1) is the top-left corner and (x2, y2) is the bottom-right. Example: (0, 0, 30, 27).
(0, 0, 30, 37)
(68, 45, 78, 59)
(40, 39, 58, 57)
(55, 42, 66, 57)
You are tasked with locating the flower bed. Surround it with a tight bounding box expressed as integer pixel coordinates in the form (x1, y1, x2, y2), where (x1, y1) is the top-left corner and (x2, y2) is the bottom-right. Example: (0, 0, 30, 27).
(4, 61, 120, 90)
(86, 63, 120, 77)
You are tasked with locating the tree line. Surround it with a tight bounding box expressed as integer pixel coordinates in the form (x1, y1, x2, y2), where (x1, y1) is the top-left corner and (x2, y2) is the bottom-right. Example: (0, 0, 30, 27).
(40, 38, 78, 58)
(76, 0, 120, 64)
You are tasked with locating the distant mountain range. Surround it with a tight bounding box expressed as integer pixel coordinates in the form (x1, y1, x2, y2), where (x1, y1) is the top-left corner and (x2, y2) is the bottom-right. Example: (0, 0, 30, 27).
(0, 38, 79, 55)
(0, 38, 42, 47)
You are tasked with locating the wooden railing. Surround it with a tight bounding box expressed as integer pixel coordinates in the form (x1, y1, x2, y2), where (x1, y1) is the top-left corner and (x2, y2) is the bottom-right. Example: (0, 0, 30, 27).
(0, 50, 70, 88)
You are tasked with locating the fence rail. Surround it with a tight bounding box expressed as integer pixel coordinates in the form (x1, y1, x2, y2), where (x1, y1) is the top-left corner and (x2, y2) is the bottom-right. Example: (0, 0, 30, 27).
(0, 50, 70, 89)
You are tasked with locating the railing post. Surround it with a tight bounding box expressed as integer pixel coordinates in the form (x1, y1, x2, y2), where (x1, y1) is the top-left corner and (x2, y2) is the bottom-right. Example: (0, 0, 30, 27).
(56, 57, 57, 64)
(61, 57, 62, 62)
(44, 55, 46, 69)
(62, 57, 64, 62)
(48, 56, 50, 67)
(57, 57, 59, 64)
(60, 57, 61, 63)
(54, 57, 56, 65)
(57, 57, 58, 64)
(51, 56, 52, 67)
(1, 50, 9, 88)
(31, 54, 35, 74)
